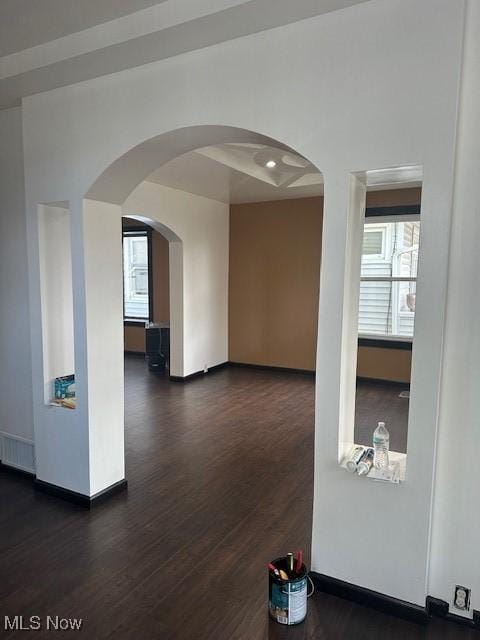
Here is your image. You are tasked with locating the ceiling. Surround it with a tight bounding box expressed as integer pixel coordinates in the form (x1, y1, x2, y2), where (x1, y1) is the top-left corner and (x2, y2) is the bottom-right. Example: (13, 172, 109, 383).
(146, 143, 422, 204)
(146, 143, 324, 204)
(0, 0, 371, 110)
(0, 0, 165, 57)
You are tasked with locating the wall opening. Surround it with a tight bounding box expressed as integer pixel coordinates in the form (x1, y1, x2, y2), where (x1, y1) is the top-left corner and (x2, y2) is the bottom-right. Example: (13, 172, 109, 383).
(38, 202, 76, 408)
(341, 166, 423, 482)
(122, 216, 173, 373)
(120, 213, 182, 377)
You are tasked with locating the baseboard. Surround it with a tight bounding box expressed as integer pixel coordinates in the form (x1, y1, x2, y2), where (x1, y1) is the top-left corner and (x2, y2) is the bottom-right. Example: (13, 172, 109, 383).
(34, 478, 128, 508)
(170, 362, 229, 382)
(90, 479, 128, 506)
(228, 361, 315, 376)
(169, 360, 315, 382)
(170, 371, 203, 383)
(310, 572, 429, 624)
(3, 458, 128, 509)
(124, 350, 146, 356)
(426, 596, 480, 629)
(358, 337, 413, 351)
(129, 357, 406, 385)
(356, 376, 410, 389)
(0, 460, 36, 480)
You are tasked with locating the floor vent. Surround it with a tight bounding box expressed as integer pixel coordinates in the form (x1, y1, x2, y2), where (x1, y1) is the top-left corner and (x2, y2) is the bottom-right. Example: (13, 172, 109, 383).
(0, 432, 35, 474)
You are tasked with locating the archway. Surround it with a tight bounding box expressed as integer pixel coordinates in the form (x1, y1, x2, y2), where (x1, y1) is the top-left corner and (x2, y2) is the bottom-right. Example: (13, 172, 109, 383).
(86, 125, 325, 372)
(80, 125, 325, 502)
(86, 125, 299, 205)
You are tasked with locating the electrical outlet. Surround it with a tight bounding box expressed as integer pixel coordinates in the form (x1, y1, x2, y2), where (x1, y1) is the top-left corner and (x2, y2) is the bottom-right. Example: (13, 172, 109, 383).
(453, 585, 471, 611)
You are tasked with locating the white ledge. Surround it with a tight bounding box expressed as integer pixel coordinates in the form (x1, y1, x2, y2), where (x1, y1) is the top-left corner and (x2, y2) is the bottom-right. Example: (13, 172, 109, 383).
(341, 447, 406, 483)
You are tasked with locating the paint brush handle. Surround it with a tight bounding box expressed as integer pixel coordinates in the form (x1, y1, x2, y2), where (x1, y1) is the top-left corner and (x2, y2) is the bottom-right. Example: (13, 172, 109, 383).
(294, 549, 303, 574)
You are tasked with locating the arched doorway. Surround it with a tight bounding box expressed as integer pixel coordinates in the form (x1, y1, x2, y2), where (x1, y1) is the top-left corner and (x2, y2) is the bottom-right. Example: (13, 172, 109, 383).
(84, 124, 324, 484)
(122, 215, 184, 378)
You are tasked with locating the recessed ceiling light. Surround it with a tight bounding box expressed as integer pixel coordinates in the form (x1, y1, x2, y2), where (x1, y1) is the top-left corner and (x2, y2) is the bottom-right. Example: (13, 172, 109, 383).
(266, 160, 276, 169)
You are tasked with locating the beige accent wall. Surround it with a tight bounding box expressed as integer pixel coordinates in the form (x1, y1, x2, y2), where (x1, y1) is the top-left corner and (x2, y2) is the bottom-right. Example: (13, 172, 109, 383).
(124, 325, 147, 352)
(357, 346, 411, 384)
(123, 219, 169, 352)
(366, 187, 421, 207)
(229, 197, 323, 371)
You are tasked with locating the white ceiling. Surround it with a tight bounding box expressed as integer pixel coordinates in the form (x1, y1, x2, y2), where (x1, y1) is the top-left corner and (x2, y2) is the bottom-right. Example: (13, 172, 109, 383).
(0, 0, 165, 56)
(0, 0, 371, 110)
(146, 143, 324, 204)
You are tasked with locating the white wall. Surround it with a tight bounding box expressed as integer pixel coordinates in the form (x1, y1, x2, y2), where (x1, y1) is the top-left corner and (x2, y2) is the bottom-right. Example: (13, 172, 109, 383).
(0, 107, 34, 447)
(123, 182, 229, 377)
(19, 0, 466, 603)
(429, 0, 480, 613)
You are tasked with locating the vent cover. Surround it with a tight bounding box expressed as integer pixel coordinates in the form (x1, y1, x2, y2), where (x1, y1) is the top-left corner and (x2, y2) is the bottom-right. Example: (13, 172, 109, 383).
(0, 433, 35, 474)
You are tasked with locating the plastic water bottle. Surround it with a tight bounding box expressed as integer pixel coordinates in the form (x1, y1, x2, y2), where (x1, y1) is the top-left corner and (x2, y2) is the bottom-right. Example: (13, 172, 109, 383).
(373, 422, 390, 470)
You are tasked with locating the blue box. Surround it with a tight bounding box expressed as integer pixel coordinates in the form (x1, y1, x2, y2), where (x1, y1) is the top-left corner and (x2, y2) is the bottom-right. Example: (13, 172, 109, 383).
(54, 374, 75, 400)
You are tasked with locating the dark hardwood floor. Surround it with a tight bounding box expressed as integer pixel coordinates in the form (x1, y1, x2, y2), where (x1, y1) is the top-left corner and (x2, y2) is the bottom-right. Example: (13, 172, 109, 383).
(0, 357, 475, 639)
(355, 380, 410, 453)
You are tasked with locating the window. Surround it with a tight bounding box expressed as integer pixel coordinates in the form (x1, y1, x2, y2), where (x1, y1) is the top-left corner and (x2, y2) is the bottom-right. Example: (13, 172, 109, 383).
(362, 228, 385, 258)
(123, 229, 152, 322)
(358, 217, 420, 340)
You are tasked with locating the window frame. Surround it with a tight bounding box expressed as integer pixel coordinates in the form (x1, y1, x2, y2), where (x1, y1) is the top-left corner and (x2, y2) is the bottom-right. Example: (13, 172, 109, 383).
(358, 205, 420, 349)
(122, 226, 154, 325)
(361, 226, 387, 262)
